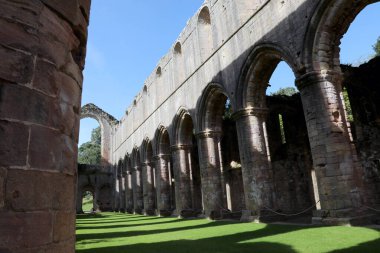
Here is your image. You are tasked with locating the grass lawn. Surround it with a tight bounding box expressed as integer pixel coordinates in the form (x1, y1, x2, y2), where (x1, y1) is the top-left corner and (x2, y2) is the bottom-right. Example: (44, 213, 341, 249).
(76, 212, 379, 253)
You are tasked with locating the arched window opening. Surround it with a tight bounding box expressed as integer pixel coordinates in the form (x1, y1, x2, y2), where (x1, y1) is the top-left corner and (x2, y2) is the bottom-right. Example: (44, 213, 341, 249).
(78, 118, 101, 165)
(82, 191, 94, 213)
(197, 6, 213, 62)
(338, 3, 380, 208)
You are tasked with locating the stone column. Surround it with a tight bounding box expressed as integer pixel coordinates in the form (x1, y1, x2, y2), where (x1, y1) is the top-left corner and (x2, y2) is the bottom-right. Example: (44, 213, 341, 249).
(233, 107, 275, 220)
(154, 154, 172, 216)
(196, 131, 225, 219)
(296, 71, 364, 224)
(93, 187, 100, 212)
(0, 1, 90, 252)
(76, 188, 84, 214)
(142, 162, 156, 215)
(132, 166, 143, 214)
(114, 167, 120, 211)
(171, 145, 194, 217)
(119, 174, 126, 212)
(125, 171, 134, 213)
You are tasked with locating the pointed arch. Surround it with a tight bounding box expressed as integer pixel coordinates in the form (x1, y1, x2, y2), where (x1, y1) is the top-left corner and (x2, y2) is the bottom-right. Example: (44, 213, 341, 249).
(236, 43, 300, 110)
(196, 83, 230, 133)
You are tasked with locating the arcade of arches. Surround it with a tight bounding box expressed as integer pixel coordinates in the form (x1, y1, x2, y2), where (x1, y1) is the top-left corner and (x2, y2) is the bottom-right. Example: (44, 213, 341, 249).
(0, 0, 379, 252)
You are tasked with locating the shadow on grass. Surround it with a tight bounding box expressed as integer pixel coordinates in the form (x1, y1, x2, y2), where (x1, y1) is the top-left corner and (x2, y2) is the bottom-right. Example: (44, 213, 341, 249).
(76, 225, 302, 253)
(77, 218, 183, 230)
(76, 214, 380, 253)
(76, 219, 241, 242)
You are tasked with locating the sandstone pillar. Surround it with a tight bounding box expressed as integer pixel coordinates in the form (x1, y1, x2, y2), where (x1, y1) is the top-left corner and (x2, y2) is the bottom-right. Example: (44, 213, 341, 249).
(154, 154, 172, 216)
(296, 71, 364, 224)
(0, 1, 90, 252)
(171, 145, 194, 217)
(119, 174, 126, 212)
(76, 188, 84, 214)
(196, 131, 225, 219)
(125, 171, 134, 213)
(114, 167, 120, 211)
(132, 167, 143, 214)
(142, 162, 156, 215)
(233, 108, 275, 220)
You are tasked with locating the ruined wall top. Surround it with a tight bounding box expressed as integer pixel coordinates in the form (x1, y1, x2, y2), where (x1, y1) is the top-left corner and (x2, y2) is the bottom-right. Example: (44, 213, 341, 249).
(81, 103, 118, 125)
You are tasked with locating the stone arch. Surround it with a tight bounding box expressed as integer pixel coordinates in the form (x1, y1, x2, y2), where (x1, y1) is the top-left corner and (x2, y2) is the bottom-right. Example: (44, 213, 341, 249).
(236, 43, 300, 110)
(171, 107, 203, 215)
(154, 125, 172, 156)
(302, 0, 380, 212)
(141, 138, 156, 215)
(196, 82, 230, 133)
(197, 6, 214, 62)
(172, 107, 195, 146)
(303, 0, 379, 73)
(80, 103, 118, 164)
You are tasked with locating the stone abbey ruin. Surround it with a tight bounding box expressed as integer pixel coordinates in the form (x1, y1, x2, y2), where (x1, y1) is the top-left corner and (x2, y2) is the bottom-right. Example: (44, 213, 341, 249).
(1, 0, 380, 252)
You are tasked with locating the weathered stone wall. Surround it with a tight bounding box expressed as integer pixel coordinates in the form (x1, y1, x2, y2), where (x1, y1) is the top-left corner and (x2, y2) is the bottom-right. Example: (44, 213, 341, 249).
(343, 57, 380, 209)
(76, 164, 115, 213)
(109, 0, 380, 223)
(0, 0, 90, 252)
(80, 103, 118, 164)
(266, 94, 314, 213)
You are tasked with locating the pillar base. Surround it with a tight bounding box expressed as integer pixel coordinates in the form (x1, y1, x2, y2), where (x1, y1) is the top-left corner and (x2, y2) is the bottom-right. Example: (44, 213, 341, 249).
(143, 209, 156, 216)
(158, 209, 172, 217)
(312, 209, 378, 226)
(134, 209, 143, 215)
(179, 209, 197, 218)
(240, 210, 290, 223)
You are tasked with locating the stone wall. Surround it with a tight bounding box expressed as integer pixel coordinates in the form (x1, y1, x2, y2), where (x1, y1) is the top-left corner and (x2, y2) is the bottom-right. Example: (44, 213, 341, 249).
(0, 0, 90, 252)
(76, 164, 115, 213)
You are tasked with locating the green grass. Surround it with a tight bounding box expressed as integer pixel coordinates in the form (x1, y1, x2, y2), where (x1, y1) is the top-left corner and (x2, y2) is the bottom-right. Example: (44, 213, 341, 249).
(82, 196, 93, 212)
(76, 212, 380, 253)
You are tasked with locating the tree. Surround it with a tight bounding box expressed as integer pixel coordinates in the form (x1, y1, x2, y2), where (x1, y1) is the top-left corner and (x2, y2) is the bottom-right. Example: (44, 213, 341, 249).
(373, 36, 380, 56)
(270, 87, 298, 96)
(78, 127, 101, 164)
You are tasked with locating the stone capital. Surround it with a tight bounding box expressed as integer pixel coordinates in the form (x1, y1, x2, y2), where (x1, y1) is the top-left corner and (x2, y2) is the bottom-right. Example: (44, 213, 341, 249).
(232, 107, 268, 120)
(195, 130, 221, 139)
(141, 161, 154, 167)
(170, 144, 192, 151)
(153, 153, 171, 160)
(295, 70, 343, 90)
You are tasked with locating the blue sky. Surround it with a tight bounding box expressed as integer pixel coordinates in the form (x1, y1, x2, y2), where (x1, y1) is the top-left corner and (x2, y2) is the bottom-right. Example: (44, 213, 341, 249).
(79, 1, 380, 145)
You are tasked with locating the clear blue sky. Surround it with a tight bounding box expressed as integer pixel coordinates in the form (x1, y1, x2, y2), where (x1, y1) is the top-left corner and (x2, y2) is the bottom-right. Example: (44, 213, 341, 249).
(79, 1, 380, 145)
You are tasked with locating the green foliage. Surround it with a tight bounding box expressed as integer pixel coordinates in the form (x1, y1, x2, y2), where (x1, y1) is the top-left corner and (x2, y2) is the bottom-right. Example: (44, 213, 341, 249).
(78, 127, 101, 164)
(373, 37, 380, 56)
(270, 87, 298, 96)
(223, 99, 232, 119)
(91, 127, 101, 145)
(342, 88, 353, 122)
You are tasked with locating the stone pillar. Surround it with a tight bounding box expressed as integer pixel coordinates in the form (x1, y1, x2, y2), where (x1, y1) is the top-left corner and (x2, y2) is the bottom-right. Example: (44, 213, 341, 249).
(125, 171, 134, 213)
(196, 131, 225, 219)
(233, 108, 275, 220)
(171, 145, 194, 217)
(114, 167, 120, 211)
(142, 162, 156, 215)
(154, 154, 172, 216)
(132, 167, 143, 214)
(119, 174, 126, 212)
(296, 71, 364, 224)
(76, 188, 84, 214)
(0, 1, 90, 252)
(93, 187, 100, 212)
